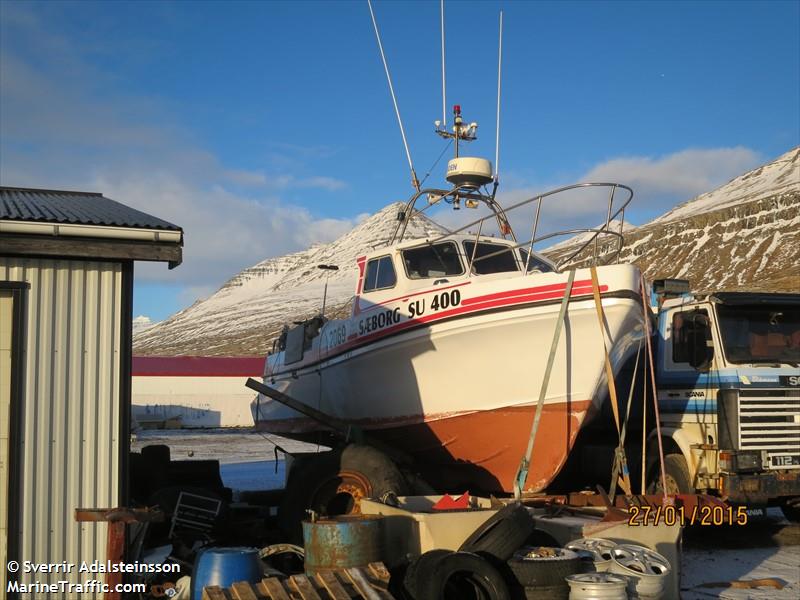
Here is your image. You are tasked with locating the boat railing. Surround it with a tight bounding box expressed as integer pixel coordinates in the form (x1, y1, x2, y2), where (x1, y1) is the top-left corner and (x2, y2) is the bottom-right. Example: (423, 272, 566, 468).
(396, 182, 633, 272)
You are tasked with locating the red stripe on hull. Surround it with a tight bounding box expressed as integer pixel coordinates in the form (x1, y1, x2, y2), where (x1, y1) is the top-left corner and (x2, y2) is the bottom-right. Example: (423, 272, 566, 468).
(256, 400, 592, 494)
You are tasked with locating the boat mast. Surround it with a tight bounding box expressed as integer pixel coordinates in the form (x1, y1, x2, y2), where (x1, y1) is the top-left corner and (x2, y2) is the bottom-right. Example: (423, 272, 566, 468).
(367, 0, 420, 193)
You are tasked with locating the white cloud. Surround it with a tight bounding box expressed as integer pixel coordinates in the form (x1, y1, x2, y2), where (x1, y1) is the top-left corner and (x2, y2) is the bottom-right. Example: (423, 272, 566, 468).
(581, 147, 762, 208)
(0, 3, 358, 297)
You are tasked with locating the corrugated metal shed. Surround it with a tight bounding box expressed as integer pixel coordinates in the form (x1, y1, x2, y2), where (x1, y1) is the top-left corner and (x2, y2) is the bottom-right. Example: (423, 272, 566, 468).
(1, 186, 181, 231)
(1, 257, 124, 599)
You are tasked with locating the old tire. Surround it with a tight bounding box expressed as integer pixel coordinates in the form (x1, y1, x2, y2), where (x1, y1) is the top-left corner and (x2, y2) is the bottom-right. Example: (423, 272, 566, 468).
(506, 547, 580, 592)
(415, 551, 511, 600)
(647, 453, 692, 495)
(278, 444, 408, 543)
(402, 549, 452, 599)
(459, 503, 535, 561)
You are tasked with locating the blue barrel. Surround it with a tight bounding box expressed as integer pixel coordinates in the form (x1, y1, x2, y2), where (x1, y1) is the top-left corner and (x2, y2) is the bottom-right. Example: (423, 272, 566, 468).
(303, 515, 383, 576)
(191, 547, 262, 600)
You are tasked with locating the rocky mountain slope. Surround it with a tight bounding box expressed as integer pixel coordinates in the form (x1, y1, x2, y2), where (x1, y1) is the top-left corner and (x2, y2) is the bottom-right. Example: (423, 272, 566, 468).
(133, 203, 446, 356)
(134, 147, 799, 356)
(547, 147, 799, 292)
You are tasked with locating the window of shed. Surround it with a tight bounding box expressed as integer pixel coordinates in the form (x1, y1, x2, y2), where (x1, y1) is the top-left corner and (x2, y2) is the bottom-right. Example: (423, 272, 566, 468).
(464, 241, 519, 275)
(363, 256, 397, 292)
(403, 242, 464, 279)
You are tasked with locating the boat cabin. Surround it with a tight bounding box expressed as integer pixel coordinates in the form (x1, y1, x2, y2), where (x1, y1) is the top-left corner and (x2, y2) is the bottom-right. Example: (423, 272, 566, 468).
(358, 234, 557, 303)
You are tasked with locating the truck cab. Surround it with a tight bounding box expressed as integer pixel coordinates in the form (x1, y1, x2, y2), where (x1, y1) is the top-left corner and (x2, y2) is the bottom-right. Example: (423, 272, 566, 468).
(650, 280, 800, 519)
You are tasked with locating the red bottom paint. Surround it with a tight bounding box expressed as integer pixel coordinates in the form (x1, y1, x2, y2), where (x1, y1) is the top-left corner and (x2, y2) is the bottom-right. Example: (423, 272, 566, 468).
(258, 399, 593, 493)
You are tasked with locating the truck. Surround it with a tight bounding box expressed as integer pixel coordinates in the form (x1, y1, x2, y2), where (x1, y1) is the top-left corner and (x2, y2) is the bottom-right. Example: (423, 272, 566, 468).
(648, 279, 800, 520)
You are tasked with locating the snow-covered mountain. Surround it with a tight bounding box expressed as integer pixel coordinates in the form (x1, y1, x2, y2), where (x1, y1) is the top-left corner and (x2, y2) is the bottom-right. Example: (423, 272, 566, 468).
(652, 147, 798, 223)
(546, 147, 799, 292)
(134, 148, 799, 356)
(133, 203, 446, 356)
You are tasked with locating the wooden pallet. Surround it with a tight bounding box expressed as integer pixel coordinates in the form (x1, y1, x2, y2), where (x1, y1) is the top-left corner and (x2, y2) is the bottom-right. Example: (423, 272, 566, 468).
(201, 562, 396, 600)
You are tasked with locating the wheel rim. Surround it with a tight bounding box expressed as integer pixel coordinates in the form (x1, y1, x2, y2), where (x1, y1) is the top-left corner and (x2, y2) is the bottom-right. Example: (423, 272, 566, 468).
(310, 469, 373, 516)
(566, 538, 618, 562)
(611, 545, 670, 576)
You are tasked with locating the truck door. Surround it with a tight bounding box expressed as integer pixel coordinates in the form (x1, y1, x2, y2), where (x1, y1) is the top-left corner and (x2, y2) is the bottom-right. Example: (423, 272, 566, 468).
(660, 304, 720, 425)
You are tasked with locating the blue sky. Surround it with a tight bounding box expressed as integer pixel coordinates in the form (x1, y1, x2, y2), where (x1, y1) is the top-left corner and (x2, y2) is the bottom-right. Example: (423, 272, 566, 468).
(1, 0, 798, 321)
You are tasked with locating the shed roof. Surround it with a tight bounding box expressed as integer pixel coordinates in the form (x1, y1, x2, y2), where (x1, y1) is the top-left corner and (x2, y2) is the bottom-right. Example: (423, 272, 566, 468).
(1, 186, 181, 231)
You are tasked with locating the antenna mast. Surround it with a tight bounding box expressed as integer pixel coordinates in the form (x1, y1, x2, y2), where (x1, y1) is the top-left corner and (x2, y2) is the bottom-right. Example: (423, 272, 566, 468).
(494, 10, 503, 183)
(367, 0, 420, 192)
(440, 0, 447, 129)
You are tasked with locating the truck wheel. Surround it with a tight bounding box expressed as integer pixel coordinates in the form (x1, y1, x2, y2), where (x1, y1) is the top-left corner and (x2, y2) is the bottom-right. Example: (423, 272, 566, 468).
(279, 444, 409, 543)
(780, 499, 800, 523)
(647, 453, 692, 494)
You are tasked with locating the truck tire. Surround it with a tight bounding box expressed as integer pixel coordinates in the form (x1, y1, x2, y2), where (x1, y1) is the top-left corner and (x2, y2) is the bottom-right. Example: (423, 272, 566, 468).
(781, 499, 800, 523)
(647, 453, 692, 495)
(459, 503, 535, 561)
(278, 444, 409, 543)
(414, 551, 511, 600)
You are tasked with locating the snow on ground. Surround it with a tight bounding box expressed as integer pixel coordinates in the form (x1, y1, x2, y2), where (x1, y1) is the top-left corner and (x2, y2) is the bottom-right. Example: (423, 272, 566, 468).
(682, 546, 800, 599)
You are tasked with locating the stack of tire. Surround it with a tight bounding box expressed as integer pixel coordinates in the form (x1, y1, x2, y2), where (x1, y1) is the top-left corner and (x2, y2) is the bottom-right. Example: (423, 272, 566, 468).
(399, 503, 581, 600)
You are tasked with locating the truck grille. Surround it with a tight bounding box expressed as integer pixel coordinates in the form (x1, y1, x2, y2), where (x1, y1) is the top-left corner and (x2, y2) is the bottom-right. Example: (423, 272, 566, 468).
(738, 389, 800, 469)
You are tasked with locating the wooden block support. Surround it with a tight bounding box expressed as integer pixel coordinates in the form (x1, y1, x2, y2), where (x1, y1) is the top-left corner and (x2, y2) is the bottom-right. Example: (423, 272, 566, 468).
(204, 564, 396, 600)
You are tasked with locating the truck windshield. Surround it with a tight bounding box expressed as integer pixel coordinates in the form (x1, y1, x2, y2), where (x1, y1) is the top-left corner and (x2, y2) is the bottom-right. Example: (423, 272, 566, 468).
(717, 304, 800, 364)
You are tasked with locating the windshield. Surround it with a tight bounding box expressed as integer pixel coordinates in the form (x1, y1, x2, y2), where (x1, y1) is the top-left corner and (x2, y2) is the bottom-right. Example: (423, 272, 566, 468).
(402, 242, 464, 279)
(463, 241, 519, 275)
(518, 248, 556, 273)
(717, 304, 800, 364)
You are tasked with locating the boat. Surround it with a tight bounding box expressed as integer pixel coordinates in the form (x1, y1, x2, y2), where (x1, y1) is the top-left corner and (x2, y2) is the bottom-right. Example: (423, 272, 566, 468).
(251, 100, 645, 494)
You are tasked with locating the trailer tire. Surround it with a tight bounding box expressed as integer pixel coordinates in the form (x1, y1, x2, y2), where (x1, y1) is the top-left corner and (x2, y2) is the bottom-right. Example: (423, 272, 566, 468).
(459, 502, 535, 561)
(647, 453, 692, 495)
(278, 444, 408, 543)
(413, 551, 511, 600)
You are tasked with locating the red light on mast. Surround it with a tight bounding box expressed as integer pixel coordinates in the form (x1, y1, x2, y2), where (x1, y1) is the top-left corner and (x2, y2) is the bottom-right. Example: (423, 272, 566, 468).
(453, 104, 461, 115)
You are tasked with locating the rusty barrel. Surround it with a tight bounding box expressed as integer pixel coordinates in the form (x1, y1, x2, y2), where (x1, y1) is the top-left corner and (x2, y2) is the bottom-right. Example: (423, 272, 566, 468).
(302, 515, 384, 575)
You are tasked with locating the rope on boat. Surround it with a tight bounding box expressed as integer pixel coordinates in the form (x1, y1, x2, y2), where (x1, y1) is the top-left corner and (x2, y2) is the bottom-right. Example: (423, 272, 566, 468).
(513, 269, 576, 500)
(590, 266, 632, 496)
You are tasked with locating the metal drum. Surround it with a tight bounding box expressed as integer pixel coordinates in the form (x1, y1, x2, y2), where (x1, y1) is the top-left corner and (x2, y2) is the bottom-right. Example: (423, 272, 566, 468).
(190, 547, 262, 600)
(302, 515, 384, 576)
(566, 573, 628, 600)
(609, 544, 671, 599)
(565, 538, 617, 572)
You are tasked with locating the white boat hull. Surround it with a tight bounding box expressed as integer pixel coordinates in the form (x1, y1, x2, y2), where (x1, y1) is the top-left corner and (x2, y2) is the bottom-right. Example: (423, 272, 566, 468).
(253, 264, 644, 492)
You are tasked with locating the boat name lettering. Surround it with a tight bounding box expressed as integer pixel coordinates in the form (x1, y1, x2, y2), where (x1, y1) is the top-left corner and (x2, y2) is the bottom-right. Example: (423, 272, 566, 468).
(326, 324, 347, 348)
(409, 289, 461, 318)
(359, 308, 402, 335)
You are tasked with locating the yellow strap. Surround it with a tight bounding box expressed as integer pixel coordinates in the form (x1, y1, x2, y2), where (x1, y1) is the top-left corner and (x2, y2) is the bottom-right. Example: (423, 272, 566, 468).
(590, 266, 631, 495)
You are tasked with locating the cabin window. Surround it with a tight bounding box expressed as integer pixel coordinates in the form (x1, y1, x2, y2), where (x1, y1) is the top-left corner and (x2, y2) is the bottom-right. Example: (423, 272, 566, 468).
(363, 255, 397, 292)
(402, 242, 464, 279)
(463, 241, 519, 275)
(518, 248, 556, 273)
(672, 309, 713, 367)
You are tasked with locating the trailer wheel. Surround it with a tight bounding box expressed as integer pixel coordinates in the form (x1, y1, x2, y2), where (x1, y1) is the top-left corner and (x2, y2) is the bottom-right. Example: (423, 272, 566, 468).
(278, 444, 408, 543)
(647, 453, 692, 495)
(459, 502, 535, 561)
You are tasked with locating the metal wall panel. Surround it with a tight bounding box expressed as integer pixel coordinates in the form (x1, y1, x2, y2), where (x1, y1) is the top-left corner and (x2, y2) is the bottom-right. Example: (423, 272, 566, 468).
(1, 257, 121, 599)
